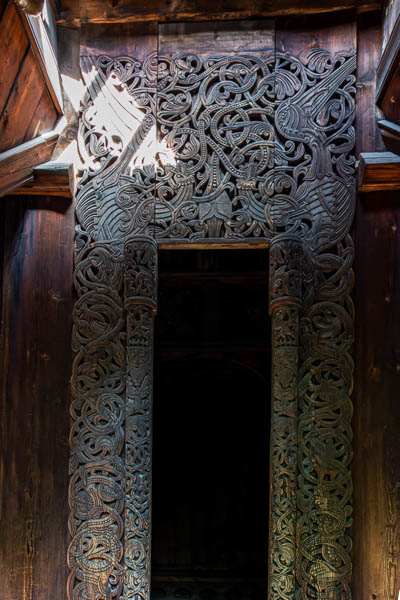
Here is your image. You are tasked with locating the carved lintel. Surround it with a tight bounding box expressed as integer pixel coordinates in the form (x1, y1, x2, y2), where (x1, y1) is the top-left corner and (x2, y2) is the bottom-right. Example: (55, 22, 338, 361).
(124, 235, 158, 600)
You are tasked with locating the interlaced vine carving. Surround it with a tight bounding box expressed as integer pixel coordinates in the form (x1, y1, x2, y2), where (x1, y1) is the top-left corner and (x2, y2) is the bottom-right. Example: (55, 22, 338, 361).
(124, 236, 157, 600)
(77, 55, 157, 241)
(270, 49, 356, 600)
(269, 236, 303, 600)
(70, 43, 356, 600)
(68, 231, 125, 600)
(156, 52, 275, 239)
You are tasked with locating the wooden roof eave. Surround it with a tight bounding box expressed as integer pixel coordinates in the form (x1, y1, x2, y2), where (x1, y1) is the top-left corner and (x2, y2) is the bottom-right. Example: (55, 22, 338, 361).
(55, 0, 381, 26)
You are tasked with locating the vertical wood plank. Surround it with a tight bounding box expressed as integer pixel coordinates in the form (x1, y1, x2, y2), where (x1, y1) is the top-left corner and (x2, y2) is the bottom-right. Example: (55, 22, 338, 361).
(0, 50, 58, 152)
(353, 11, 400, 600)
(0, 2, 30, 116)
(0, 196, 74, 600)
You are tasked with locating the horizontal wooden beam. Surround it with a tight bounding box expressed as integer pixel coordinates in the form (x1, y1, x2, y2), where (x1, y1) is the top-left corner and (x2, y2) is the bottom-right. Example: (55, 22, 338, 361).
(0, 131, 59, 198)
(358, 151, 400, 192)
(9, 161, 74, 197)
(57, 0, 380, 25)
(377, 119, 400, 139)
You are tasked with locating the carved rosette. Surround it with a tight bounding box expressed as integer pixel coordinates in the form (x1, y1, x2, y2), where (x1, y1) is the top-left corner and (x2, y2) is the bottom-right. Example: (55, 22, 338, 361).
(124, 236, 157, 600)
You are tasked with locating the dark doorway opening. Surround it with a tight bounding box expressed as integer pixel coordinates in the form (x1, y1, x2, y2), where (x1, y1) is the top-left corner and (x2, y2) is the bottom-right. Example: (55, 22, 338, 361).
(151, 249, 271, 600)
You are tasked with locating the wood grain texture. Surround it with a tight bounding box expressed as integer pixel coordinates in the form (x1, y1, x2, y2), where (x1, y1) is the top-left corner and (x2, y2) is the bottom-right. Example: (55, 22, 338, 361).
(377, 10, 400, 107)
(159, 20, 274, 54)
(0, 2, 30, 116)
(0, 195, 74, 600)
(80, 21, 157, 61)
(383, 0, 400, 49)
(0, 49, 58, 153)
(358, 152, 400, 191)
(9, 162, 74, 197)
(353, 11, 400, 600)
(276, 10, 356, 56)
(0, 132, 59, 197)
(57, 0, 380, 25)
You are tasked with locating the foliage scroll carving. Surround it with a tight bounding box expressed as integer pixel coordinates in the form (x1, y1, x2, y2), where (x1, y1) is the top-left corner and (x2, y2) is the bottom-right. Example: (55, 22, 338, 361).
(70, 43, 356, 600)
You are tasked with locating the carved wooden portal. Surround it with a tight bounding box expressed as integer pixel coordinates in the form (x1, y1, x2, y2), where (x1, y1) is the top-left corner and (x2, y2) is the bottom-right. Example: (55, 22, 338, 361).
(69, 21, 355, 600)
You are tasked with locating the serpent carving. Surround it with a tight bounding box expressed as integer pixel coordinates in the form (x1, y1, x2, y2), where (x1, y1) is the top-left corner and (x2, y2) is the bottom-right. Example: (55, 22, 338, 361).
(70, 43, 356, 600)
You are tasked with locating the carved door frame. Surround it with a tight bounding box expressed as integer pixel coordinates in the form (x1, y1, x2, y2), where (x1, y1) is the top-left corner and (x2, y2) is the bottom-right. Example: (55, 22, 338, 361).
(68, 24, 355, 600)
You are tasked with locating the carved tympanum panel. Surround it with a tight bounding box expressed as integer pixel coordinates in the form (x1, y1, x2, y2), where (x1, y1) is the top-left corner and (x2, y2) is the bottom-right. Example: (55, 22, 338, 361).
(69, 31, 356, 600)
(156, 52, 275, 239)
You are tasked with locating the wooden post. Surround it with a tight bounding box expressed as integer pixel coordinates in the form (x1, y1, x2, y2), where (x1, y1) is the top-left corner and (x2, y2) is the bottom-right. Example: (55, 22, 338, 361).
(124, 235, 157, 600)
(268, 235, 303, 600)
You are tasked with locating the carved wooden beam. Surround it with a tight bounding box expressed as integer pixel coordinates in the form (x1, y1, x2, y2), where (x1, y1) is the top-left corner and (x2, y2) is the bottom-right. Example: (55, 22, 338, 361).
(0, 132, 59, 198)
(358, 151, 400, 191)
(57, 0, 380, 25)
(9, 161, 74, 198)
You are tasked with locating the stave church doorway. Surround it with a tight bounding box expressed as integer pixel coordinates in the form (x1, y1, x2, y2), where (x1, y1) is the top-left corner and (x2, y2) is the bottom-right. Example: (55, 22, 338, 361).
(151, 248, 270, 600)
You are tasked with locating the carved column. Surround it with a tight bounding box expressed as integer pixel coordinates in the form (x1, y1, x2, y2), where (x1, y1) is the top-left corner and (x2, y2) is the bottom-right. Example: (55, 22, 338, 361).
(268, 235, 303, 600)
(124, 235, 157, 600)
(68, 235, 126, 600)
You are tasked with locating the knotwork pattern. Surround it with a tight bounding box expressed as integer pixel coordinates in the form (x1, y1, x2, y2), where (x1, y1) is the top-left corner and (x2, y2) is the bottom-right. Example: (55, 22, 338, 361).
(70, 44, 356, 600)
(124, 236, 157, 600)
(68, 231, 125, 600)
(156, 52, 275, 239)
(271, 49, 356, 599)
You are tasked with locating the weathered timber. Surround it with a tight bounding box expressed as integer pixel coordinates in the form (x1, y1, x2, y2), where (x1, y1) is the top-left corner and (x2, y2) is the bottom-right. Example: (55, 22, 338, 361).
(24, 88, 58, 141)
(378, 118, 400, 139)
(156, 20, 274, 240)
(0, 49, 58, 153)
(376, 9, 400, 106)
(383, 0, 400, 50)
(9, 161, 74, 198)
(274, 17, 356, 600)
(0, 194, 74, 600)
(72, 17, 357, 600)
(358, 151, 400, 191)
(354, 12, 400, 600)
(0, 2, 29, 115)
(57, 0, 380, 25)
(378, 118, 400, 153)
(15, 0, 44, 15)
(0, 132, 59, 197)
(158, 20, 274, 54)
(17, 6, 63, 112)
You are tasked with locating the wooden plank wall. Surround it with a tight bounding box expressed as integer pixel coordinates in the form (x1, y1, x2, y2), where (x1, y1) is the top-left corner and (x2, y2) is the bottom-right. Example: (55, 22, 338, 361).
(353, 10, 400, 600)
(0, 196, 74, 599)
(383, 0, 400, 49)
(0, 1, 58, 152)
